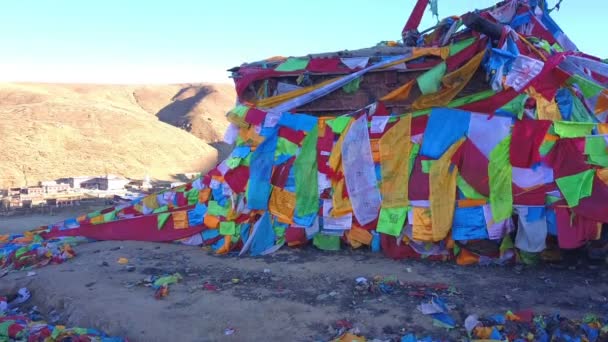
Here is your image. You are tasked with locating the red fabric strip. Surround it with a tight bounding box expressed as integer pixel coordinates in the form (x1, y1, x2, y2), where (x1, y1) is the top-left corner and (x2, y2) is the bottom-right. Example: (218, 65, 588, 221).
(224, 166, 250, 193)
(510, 119, 552, 168)
(42, 214, 205, 242)
(403, 0, 431, 33)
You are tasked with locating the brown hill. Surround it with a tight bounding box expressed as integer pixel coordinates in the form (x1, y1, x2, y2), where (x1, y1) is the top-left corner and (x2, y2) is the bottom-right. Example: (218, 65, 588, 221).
(0, 82, 235, 188)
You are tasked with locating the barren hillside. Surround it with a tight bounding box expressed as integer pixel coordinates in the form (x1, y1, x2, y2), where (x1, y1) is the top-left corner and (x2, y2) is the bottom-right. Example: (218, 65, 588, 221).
(0, 82, 235, 188)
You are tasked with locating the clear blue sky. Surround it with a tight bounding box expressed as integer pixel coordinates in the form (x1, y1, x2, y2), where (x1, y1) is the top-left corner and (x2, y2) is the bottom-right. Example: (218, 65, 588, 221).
(0, 0, 602, 84)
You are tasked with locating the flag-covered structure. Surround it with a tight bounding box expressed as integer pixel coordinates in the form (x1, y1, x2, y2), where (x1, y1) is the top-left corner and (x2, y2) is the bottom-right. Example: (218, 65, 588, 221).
(3, 0, 608, 269)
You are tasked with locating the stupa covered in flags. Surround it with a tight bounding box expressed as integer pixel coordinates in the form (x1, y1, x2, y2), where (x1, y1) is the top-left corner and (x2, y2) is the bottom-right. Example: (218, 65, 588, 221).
(4, 0, 608, 268)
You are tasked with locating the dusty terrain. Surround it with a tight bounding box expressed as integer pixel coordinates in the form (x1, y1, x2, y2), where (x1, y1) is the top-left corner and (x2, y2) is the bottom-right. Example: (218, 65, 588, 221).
(2, 216, 607, 341)
(0, 82, 235, 188)
(0, 203, 107, 234)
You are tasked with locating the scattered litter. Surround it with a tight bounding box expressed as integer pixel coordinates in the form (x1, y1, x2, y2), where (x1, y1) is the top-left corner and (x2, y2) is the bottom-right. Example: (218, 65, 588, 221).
(117, 257, 129, 264)
(139, 273, 183, 299)
(126, 265, 136, 272)
(417, 297, 455, 329)
(0, 288, 126, 340)
(203, 282, 219, 291)
(26, 271, 36, 277)
(355, 277, 368, 284)
(224, 327, 236, 335)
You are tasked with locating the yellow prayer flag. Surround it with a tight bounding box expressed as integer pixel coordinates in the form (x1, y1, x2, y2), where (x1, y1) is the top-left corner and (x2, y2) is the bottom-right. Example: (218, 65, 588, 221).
(429, 138, 464, 241)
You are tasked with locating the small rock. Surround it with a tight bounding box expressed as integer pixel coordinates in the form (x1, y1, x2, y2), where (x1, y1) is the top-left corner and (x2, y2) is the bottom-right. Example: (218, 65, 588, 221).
(316, 294, 329, 301)
(329, 291, 338, 297)
(263, 268, 271, 274)
(109, 246, 122, 251)
(126, 265, 136, 272)
(85, 282, 96, 287)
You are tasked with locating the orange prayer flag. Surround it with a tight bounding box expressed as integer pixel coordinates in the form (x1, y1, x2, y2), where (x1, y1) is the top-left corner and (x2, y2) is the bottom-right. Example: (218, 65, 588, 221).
(199, 188, 211, 203)
(215, 235, 232, 255)
(369, 139, 381, 163)
(380, 79, 415, 102)
(458, 199, 487, 207)
(597, 123, 608, 135)
(204, 215, 220, 229)
(456, 247, 480, 265)
(269, 187, 296, 224)
(543, 133, 560, 142)
(172, 211, 189, 229)
(348, 227, 373, 245)
(90, 215, 105, 225)
(412, 207, 433, 242)
(597, 168, 608, 185)
(412, 50, 485, 110)
(595, 89, 608, 114)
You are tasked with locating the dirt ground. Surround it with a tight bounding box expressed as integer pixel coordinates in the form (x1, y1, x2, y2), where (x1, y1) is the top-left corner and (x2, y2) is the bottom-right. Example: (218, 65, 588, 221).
(2, 215, 608, 341)
(0, 204, 107, 234)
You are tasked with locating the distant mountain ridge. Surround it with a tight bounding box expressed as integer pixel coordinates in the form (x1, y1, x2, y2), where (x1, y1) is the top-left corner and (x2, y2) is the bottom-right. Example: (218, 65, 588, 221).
(0, 82, 235, 188)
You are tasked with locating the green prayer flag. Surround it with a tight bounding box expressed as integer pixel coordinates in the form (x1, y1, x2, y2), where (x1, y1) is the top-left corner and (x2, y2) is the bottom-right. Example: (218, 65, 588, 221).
(499, 235, 514, 252)
(449, 37, 475, 56)
(187, 189, 199, 206)
(327, 116, 351, 134)
(219, 221, 236, 236)
(153, 273, 182, 287)
(416, 62, 446, 95)
(457, 175, 487, 199)
(103, 210, 116, 222)
(377, 207, 408, 237)
(585, 136, 607, 155)
(499, 94, 528, 119)
(153, 205, 168, 214)
(87, 210, 101, 218)
(555, 169, 595, 207)
(554, 121, 595, 138)
(0, 321, 14, 338)
(313, 233, 341, 251)
(274, 224, 286, 246)
(242, 154, 252, 167)
(539, 140, 556, 156)
(226, 157, 241, 169)
(588, 155, 608, 167)
(585, 135, 608, 166)
(228, 105, 249, 118)
(157, 212, 171, 230)
(421, 160, 434, 174)
(342, 77, 362, 94)
(447, 90, 496, 108)
(275, 137, 299, 157)
(409, 144, 420, 177)
(488, 135, 513, 221)
(294, 126, 319, 217)
(207, 200, 229, 217)
(552, 43, 564, 52)
(275, 58, 309, 72)
(570, 96, 595, 123)
(567, 75, 603, 98)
